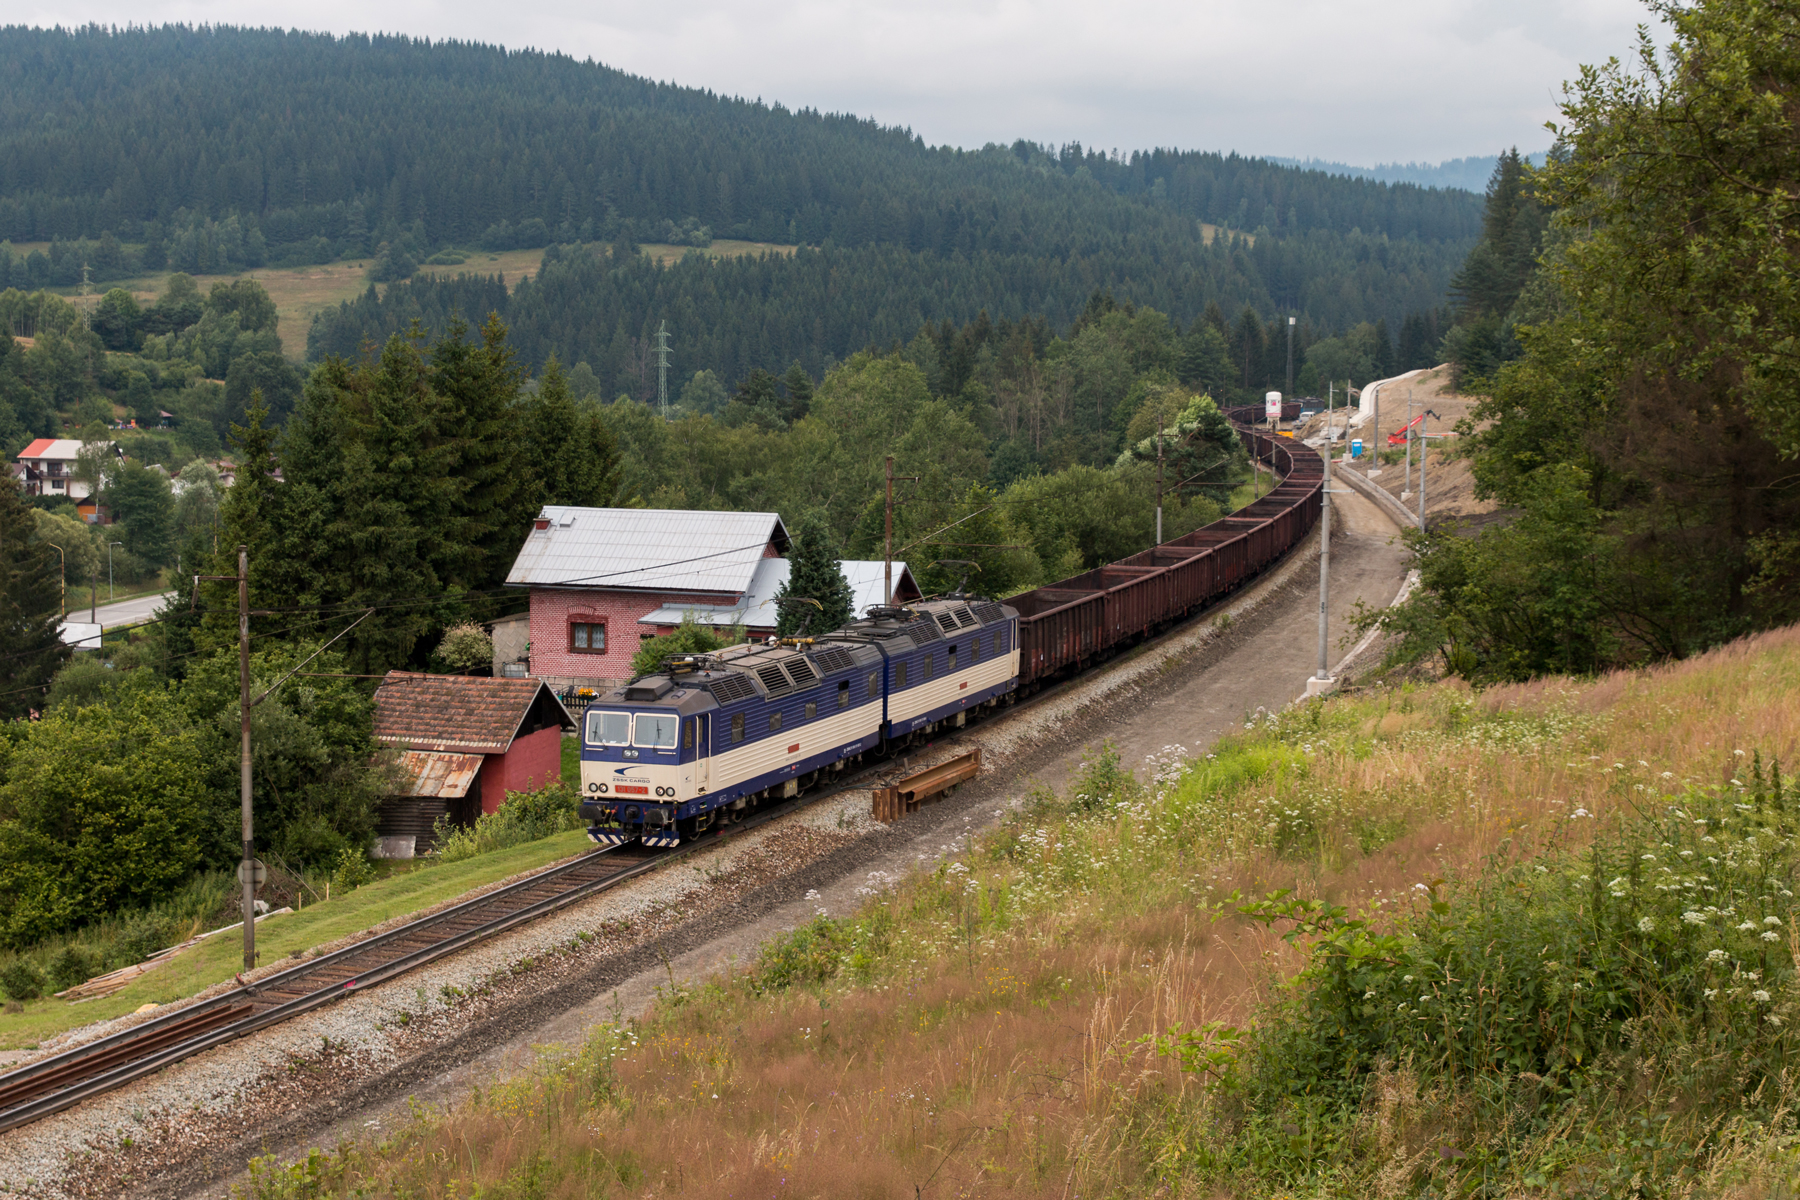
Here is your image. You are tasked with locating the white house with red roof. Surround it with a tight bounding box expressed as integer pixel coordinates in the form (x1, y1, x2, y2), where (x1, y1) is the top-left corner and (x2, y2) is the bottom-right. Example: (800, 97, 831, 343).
(13, 439, 121, 504)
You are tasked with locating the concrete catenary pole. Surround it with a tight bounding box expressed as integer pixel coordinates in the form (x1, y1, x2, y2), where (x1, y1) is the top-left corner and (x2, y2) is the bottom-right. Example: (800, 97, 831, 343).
(1316, 427, 1332, 682)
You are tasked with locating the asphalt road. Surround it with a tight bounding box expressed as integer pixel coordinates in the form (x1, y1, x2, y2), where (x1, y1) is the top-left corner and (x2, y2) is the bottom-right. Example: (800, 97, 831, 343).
(86, 591, 173, 630)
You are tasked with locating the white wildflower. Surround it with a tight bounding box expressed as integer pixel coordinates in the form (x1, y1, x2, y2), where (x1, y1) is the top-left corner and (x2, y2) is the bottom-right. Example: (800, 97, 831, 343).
(1754, 990, 1772, 1003)
(1764, 932, 1783, 943)
(1708, 949, 1729, 962)
(1637, 916, 1655, 934)
(1683, 911, 1707, 925)
(1766, 917, 1784, 927)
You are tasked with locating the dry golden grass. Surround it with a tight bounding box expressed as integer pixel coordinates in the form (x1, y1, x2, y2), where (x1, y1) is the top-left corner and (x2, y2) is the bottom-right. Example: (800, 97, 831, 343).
(638, 238, 800, 266)
(236, 626, 1800, 1199)
(410, 247, 546, 284)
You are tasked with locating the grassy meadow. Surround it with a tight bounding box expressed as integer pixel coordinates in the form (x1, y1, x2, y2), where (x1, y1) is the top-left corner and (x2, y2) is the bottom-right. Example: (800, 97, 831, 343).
(235, 626, 1800, 1198)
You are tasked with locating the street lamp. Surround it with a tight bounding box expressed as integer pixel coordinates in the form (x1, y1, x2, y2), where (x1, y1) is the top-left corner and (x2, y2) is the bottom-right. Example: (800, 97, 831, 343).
(108, 542, 123, 603)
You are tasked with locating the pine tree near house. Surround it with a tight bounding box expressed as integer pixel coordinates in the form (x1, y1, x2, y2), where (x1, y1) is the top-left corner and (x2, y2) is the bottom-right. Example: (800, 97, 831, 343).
(774, 510, 853, 637)
(429, 314, 526, 590)
(0, 476, 68, 717)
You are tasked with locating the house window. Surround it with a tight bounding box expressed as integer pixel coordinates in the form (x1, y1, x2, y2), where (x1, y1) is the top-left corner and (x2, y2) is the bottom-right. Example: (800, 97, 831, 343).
(805, 701, 817, 720)
(838, 681, 850, 709)
(570, 621, 606, 653)
(732, 713, 744, 743)
(895, 661, 908, 688)
(770, 711, 783, 732)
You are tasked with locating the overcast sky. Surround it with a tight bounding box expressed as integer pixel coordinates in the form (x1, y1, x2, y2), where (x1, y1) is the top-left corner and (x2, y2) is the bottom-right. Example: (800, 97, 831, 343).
(19, 0, 1656, 163)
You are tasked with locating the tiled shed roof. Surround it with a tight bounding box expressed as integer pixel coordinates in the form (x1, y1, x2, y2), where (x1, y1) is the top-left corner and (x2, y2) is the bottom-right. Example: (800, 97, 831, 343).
(504, 506, 789, 593)
(373, 672, 574, 754)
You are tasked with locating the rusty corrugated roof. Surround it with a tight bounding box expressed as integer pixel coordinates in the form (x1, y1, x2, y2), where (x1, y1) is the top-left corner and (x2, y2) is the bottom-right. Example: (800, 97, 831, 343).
(394, 750, 484, 799)
(373, 672, 573, 754)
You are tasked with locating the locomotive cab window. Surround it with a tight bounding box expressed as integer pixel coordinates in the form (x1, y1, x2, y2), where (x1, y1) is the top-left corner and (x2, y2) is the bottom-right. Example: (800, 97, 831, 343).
(634, 714, 679, 749)
(587, 710, 631, 746)
(683, 720, 694, 750)
(570, 621, 606, 653)
(731, 713, 744, 743)
(837, 681, 850, 709)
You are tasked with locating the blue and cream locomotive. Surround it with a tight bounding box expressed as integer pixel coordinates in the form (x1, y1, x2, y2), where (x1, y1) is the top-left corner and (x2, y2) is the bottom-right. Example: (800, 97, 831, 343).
(577, 598, 1019, 846)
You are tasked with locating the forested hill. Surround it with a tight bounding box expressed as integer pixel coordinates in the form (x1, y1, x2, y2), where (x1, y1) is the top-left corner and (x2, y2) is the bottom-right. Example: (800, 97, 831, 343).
(0, 26, 1478, 261)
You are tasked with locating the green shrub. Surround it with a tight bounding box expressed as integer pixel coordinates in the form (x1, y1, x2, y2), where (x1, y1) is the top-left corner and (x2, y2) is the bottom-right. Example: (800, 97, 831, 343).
(432, 783, 582, 864)
(46, 944, 96, 991)
(1241, 761, 1799, 1111)
(0, 959, 45, 1001)
(330, 847, 375, 891)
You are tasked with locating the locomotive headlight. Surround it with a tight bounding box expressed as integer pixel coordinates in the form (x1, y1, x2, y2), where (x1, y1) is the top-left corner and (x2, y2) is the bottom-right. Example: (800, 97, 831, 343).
(597, 783, 609, 794)
(587, 782, 600, 792)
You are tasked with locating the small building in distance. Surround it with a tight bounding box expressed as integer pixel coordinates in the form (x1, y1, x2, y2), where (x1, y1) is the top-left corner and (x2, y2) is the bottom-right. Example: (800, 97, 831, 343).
(507, 506, 792, 691)
(13, 439, 122, 508)
(370, 673, 575, 857)
(637, 557, 919, 639)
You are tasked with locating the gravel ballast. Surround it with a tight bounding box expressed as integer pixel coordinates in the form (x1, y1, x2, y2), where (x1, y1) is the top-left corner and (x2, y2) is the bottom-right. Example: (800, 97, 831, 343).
(0, 526, 1361, 1200)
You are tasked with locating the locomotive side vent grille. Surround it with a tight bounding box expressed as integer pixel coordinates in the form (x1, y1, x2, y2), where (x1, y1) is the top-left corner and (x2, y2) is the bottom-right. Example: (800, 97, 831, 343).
(707, 674, 758, 704)
(784, 658, 821, 688)
(971, 602, 1004, 625)
(934, 611, 959, 633)
(953, 606, 979, 629)
(811, 647, 857, 674)
(754, 665, 794, 697)
(901, 618, 943, 643)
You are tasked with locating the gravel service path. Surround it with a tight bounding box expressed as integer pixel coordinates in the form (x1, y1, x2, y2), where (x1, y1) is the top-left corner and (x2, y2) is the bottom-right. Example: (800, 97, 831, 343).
(0, 484, 1409, 1200)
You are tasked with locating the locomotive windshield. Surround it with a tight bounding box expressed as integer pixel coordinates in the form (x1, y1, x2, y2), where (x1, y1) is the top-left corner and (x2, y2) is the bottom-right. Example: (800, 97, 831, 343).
(586, 710, 631, 746)
(633, 714, 679, 748)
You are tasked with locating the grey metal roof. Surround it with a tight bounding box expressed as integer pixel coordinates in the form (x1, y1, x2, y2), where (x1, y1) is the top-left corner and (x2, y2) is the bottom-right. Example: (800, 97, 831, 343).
(505, 506, 790, 593)
(638, 559, 920, 629)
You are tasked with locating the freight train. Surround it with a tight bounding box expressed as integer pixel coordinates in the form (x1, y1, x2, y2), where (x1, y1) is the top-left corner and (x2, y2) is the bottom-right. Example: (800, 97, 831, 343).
(577, 403, 1322, 846)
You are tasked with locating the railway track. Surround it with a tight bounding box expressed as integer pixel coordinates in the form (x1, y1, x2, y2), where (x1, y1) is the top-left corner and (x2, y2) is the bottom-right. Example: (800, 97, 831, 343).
(0, 410, 1319, 1138)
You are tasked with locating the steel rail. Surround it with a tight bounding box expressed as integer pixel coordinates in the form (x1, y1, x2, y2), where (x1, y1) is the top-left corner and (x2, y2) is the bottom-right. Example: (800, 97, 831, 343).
(0, 408, 1318, 1134)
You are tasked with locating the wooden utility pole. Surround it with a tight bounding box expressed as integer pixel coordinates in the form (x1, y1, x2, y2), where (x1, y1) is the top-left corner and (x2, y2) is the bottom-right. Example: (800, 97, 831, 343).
(882, 455, 917, 604)
(237, 545, 254, 972)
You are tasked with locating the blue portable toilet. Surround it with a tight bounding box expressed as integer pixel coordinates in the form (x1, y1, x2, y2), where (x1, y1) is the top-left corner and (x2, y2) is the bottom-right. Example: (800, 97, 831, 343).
(1350, 438, 1364, 459)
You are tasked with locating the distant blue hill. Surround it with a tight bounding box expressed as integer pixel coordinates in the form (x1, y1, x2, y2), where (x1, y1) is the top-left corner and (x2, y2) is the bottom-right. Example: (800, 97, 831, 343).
(1267, 152, 1550, 194)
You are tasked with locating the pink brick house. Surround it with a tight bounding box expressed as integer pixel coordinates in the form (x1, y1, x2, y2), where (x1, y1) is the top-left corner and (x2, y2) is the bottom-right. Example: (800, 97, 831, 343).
(506, 507, 791, 691)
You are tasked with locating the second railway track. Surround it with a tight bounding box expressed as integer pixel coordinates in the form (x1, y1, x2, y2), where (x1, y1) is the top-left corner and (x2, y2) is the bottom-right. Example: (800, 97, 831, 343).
(0, 411, 1322, 1139)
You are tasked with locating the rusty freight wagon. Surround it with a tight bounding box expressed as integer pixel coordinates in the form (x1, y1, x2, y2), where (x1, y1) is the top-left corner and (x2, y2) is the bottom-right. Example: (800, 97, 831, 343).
(1011, 404, 1322, 689)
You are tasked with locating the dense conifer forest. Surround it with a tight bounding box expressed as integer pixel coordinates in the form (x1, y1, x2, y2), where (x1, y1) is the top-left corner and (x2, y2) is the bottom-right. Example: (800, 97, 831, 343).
(0, 25, 1477, 386)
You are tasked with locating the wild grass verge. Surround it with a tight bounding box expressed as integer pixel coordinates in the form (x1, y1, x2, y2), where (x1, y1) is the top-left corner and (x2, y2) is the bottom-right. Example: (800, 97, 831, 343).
(235, 626, 1800, 1198)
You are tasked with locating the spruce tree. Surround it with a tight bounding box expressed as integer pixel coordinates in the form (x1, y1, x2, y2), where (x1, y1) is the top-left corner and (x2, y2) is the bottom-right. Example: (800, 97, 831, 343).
(430, 314, 525, 590)
(781, 361, 814, 423)
(198, 390, 285, 652)
(521, 358, 632, 511)
(774, 510, 853, 636)
(0, 476, 68, 716)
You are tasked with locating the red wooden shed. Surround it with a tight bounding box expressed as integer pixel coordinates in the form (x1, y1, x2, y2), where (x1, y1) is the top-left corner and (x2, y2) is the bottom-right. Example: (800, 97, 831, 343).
(372, 672, 576, 818)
